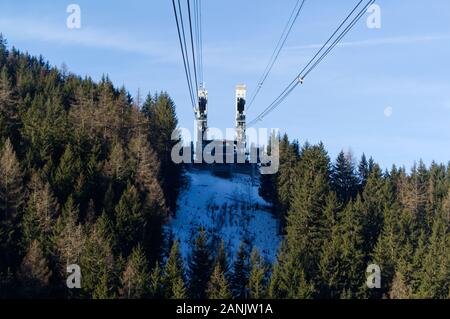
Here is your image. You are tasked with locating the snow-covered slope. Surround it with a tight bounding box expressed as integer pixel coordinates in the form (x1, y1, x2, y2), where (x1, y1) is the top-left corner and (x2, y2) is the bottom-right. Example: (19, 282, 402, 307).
(167, 169, 281, 263)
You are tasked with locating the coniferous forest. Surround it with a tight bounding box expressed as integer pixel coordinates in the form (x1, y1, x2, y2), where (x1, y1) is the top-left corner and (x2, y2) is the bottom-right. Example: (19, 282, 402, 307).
(0, 35, 448, 299)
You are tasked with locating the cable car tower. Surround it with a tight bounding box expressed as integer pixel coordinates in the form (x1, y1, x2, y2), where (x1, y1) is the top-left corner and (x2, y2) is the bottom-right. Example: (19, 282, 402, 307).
(195, 86, 208, 155)
(235, 84, 247, 148)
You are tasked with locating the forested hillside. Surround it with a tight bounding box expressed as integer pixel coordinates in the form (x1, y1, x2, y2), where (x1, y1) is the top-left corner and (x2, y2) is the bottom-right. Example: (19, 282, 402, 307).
(0, 35, 448, 299)
(259, 137, 449, 299)
(0, 35, 181, 298)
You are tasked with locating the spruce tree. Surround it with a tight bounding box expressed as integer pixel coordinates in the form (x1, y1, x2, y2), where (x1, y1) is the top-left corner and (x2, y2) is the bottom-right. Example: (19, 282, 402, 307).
(188, 229, 213, 299)
(331, 151, 358, 204)
(114, 184, 144, 256)
(80, 213, 116, 299)
(0, 67, 20, 145)
(0, 35, 7, 64)
(229, 243, 250, 299)
(22, 95, 68, 166)
(17, 240, 52, 298)
(54, 197, 85, 277)
(248, 248, 268, 299)
(0, 138, 24, 269)
(215, 240, 229, 276)
(129, 134, 167, 259)
(360, 164, 391, 258)
(172, 277, 187, 299)
(389, 272, 411, 299)
(272, 245, 313, 299)
(358, 153, 369, 189)
(267, 262, 283, 299)
(149, 262, 164, 299)
(103, 141, 129, 184)
(415, 196, 449, 299)
(120, 245, 150, 299)
(371, 202, 404, 297)
(285, 143, 330, 280)
(163, 241, 186, 299)
(322, 192, 341, 239)
(319, 200, 365, 298)
(0, 138, 24, 221)
(22, 172, 58, 253)
(398, 162, 429, 232)
(52, 144, 81, 202)
(92, 271, 117, 299)
(275, 134, 299, 224)
(207, 263, 231, 299)
(142, 92, 181, 211)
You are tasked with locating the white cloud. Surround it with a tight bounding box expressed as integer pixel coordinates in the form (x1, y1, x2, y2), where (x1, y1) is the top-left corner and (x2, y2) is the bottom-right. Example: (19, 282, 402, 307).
(202, 34, 450, 74)
(0, 17, 177, 62)
(286, 34, 450, 51)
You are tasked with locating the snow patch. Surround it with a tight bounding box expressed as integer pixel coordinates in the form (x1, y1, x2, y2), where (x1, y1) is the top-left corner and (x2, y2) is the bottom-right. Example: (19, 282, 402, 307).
(167, 169, 281, 264)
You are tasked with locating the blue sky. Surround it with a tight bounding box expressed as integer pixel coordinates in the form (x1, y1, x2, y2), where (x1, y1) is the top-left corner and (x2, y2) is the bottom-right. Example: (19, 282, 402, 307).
(1, 0, 450, 169)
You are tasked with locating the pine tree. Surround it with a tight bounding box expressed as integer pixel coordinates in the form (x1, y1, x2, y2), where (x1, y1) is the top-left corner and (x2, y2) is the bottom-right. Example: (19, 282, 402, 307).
(248, 248, 268, 299)
(17, 240, 52, 298)
(120, 245, 150, 299)
(163, 241, 186, 299)
(229, 243, 250, 299)
(188, 229, 213, 299)
(207, 263, 231, 299)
